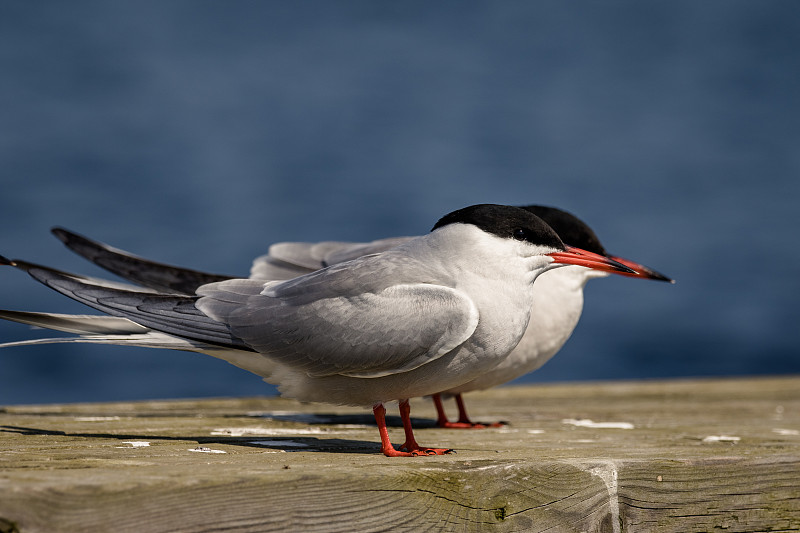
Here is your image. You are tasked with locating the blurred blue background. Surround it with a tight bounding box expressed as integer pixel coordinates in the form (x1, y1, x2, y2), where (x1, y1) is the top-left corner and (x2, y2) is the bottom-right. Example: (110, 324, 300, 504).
(1, 1, 798, 405)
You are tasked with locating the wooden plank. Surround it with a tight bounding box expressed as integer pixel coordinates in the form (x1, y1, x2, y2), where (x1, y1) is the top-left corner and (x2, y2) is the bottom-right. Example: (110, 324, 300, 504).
(1, 376, 799, 532)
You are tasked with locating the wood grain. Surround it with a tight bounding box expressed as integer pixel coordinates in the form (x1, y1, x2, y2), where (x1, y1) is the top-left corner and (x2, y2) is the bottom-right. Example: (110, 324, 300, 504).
(1, 376, 799, 532)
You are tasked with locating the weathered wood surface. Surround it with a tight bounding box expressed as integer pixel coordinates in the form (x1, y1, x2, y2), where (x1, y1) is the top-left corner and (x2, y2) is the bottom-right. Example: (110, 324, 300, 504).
(1, 376, 799, 532)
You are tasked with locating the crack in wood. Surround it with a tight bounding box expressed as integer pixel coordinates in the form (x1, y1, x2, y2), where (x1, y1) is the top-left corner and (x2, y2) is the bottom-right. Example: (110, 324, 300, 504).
(351, 486, 583, 523)
(353, 487, 504, 516)
(505, 490, 583, 517)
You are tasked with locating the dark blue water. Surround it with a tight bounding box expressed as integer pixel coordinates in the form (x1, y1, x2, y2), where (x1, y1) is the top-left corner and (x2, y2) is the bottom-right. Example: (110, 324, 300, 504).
(1, 2, 798, 405)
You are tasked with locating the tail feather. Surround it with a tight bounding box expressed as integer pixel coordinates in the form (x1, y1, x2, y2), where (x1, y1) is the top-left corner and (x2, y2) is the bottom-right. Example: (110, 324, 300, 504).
(0, 309, 278, 378)
(0, 309, 146, 335)
(51, 227, 233, 295)
(0, 331, 210, 352)
(0, 309, 219, 352)
(5, 258, 254, 352)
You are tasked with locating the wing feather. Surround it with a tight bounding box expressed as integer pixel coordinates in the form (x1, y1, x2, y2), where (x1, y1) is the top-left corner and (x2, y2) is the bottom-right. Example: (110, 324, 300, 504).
(198, 251, 479, 378)
(251, 237, 415, 280)
(51, 227, 233, 294)
(8, 246, 480, 380)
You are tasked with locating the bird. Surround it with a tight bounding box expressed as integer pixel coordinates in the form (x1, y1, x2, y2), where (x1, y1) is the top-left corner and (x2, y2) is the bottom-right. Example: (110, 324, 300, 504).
(430, 205, 673, 427)
(0, 204, 638, 457)
(43, 205, 673, 428)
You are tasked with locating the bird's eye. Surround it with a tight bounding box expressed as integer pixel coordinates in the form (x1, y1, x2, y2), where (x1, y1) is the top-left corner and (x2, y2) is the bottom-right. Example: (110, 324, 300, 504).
(513, 228, 527, 241)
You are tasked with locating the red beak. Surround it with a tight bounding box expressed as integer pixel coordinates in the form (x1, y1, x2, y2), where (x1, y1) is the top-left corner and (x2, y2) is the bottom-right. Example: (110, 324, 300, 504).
(607, 255, 674, 283)
(547, 246, 637, 275)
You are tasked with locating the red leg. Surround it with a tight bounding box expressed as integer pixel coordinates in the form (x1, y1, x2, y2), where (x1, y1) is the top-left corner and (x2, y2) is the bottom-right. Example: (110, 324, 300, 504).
(455, 394, 481, 427)
(398, 399, 453, 456)
(431, 393, 451, 427)
(455, 394, 506, 428)
(433, 394, 506, 429)
(373, 403, 413, 457)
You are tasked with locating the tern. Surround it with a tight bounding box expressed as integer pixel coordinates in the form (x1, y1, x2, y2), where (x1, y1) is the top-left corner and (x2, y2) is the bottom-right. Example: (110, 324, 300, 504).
(43, 205, 673, 428)
(0, 204, 636, 456)
(432, 205, 673, 427)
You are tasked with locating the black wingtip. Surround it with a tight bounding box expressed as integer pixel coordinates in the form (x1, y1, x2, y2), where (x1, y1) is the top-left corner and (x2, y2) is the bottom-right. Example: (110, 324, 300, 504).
(0, 255, 17, 266)
(50, 226, 73, 245)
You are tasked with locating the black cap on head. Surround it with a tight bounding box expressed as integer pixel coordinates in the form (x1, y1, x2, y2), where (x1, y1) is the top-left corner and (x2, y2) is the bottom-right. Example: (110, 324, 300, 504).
(432, 204, 565, 250)
(521, 205, 606, 255)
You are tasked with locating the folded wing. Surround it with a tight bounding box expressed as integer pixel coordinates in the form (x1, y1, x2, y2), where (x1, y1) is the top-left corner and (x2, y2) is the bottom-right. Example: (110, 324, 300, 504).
(199, 252, 480, 379)
(7, 251, 480, 380)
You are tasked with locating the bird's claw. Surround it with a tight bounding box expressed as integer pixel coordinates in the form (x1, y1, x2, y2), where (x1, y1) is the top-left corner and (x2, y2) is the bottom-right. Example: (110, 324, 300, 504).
(408, 447, 454, 456)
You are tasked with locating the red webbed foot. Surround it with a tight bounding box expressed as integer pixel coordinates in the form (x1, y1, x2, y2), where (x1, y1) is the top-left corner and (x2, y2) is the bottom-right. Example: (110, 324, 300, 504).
(374, 400, 456, 457)
(400, 442, 455, 456)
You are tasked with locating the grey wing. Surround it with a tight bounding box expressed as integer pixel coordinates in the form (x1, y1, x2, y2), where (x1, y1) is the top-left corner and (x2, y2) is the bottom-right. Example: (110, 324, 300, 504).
(248, 254, 317, 281)
(250, 237, 416, 281)
(198, 258, 479, 378)
(322, 237, 415, 265)
(248, 242, 351, 280)
(267, 241, 357, 269)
